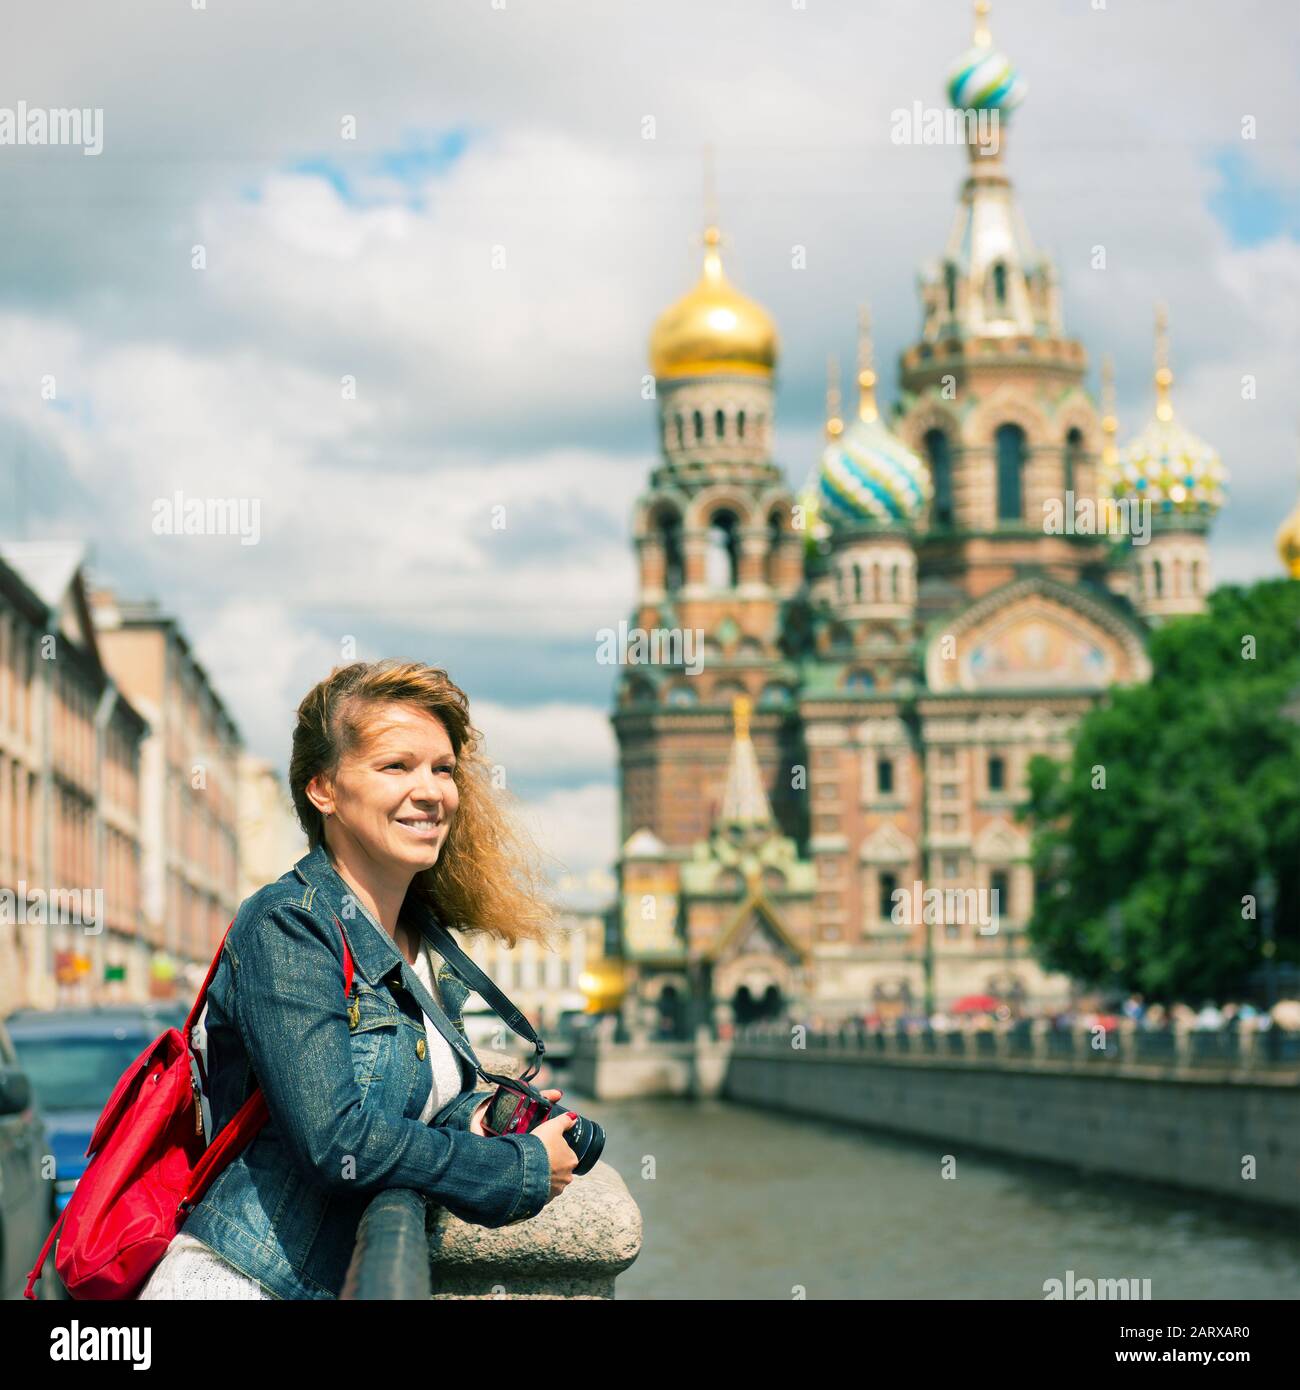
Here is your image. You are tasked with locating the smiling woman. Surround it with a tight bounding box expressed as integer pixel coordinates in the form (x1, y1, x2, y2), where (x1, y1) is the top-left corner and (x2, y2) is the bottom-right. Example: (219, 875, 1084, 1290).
(136, 658, 579, 1300)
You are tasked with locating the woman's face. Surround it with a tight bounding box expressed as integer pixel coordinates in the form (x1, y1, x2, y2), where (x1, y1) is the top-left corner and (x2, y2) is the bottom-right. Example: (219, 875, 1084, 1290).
(309, 702, 460, 879)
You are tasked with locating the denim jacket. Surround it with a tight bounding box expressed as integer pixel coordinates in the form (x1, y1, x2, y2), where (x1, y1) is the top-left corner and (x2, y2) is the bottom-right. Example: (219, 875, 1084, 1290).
(180, 842, 551, 1300)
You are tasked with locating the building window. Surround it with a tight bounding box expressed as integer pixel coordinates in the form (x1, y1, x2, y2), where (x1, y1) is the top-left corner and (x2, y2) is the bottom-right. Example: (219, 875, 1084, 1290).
(944, 263, 958, 313)
(996, 423, 1026, 523)
(878, 758, 894, 795)
(674, 414, 684, 448)
(715, 408, 726, 440)
(706, 510, 741, 588)
(924, 429, 954, 528)
(990, 869, 1010, 917)
(879, 871, 899, 921)
(1153, 559, 1164, 596)
(657, 511, 684, 592)
(737, 410, 746, 439)
(940, 813, 959, 831)
(939, 747, 955, 768)
(693, 410, 704, 441)
(1064, 427, 1084, 498)
(991, 261, 1008, 307)
(940, 783, 958, 799)
(942, 855, 960, 878)
(988, 755, 1005, 792)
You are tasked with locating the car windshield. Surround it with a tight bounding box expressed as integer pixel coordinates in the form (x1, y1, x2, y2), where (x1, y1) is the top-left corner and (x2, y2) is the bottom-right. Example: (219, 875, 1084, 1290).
(11, 1033, 152, 1112)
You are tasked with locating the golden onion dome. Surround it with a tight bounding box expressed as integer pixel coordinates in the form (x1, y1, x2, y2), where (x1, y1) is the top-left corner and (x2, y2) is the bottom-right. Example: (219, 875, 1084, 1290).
(578, 956, 627, 1013)
(1278, 486, 1300, 579)
(649, 226, 778, 381)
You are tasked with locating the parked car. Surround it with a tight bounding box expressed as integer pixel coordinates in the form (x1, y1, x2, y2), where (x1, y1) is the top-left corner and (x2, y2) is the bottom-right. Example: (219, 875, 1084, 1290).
(0, 1015, 54, 1300)
(5, 1008, 166, 1226)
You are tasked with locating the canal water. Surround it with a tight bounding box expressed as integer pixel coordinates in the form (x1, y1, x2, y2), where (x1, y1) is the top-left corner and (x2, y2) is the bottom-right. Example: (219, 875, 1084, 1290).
(563, 1086, 1300, 1300)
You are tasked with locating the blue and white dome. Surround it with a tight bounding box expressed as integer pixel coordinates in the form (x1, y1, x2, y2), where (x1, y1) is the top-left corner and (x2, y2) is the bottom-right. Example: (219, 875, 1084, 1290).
(815, 416, 933, 529)
(946, 43, 1026, 115)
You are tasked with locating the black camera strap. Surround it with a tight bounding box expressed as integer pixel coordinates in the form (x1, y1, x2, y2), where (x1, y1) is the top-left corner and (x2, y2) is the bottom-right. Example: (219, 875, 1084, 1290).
(333, 909, 545, 1093)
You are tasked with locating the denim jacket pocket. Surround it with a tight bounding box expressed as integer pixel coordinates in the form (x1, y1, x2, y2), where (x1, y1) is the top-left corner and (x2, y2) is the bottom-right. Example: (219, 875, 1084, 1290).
(347, 984, 400, 1098)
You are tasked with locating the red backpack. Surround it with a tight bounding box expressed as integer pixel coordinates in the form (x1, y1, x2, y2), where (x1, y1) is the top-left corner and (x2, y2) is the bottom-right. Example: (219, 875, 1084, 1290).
(23, 917, 354, 1300)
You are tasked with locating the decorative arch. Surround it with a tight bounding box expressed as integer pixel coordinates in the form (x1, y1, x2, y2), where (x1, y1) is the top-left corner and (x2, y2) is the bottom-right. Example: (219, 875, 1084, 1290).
(965, 387, 1051, 447)
(684, 486, 757, 530)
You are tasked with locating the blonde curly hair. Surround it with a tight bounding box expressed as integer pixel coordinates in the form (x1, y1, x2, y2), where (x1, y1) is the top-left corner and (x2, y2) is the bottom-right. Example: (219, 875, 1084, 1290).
(289, 659, 558, 949)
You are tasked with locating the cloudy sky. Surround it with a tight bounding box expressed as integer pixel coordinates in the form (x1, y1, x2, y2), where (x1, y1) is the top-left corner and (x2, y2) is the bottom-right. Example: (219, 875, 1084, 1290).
(2, 0, 1297, 886)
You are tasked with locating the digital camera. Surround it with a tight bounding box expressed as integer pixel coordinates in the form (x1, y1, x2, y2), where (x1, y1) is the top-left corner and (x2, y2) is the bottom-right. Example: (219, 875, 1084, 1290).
(481, 1078, 605, 1175)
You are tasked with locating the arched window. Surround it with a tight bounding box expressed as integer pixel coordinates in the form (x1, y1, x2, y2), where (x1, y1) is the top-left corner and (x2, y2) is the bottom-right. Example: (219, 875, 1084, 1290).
(705, 509, 741, 588)
(1152, 558, 1164, 597)
(737, 410, 746, 439)
(995, 423, 1026, 523)
(1064, 427, 1084, 499)
(890, 565, 900, 600)
(1190, 559, 1200, 593)
(879, 871, 899, 921)
(715, 408, 726, 440)
(693, 410, 704, 441)
(657, 510, 684, 592)
(991, 261, 1008, 307)
(944, 263, 958, 314)
(853, 563, 862, 601)
(924, 429, 954, 528)
(765, 509, 782, 586)
(674, 414, 684, 449)
(990, 868, 1011, 917)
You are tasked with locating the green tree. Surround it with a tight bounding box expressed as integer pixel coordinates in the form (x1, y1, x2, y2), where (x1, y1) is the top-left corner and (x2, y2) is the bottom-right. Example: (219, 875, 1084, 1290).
(1021, 578, 1300, 1003)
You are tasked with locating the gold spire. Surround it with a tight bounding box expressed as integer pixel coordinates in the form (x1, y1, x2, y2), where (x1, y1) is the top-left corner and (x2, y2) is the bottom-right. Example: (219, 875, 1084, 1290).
(647, 165, 779, 381)
(973, 0, 992, 48)
(856, 303, 878, 424)
(1154, 302, 1174, 423)
(1101, 354, 1118, 470)
(719, 691, 772, 830)
(826, 354, 844, 440)
(1278, 443, 1300, 580)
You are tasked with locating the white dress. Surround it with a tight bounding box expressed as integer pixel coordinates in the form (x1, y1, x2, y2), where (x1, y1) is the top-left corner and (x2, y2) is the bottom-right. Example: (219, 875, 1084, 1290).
(138, 934, 468, 1300)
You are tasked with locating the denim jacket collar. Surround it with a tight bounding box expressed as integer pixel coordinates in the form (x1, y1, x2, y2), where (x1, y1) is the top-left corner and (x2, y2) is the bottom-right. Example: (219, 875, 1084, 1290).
(292, 840, 449, 989)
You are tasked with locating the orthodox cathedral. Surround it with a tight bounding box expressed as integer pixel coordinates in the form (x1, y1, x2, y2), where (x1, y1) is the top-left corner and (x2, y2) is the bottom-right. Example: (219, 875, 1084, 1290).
(610, 4, 1235, 1033)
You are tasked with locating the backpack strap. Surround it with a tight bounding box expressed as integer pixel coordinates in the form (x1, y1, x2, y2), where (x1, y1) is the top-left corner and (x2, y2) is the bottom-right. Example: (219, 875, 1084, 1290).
(179, 914, 354, 1214)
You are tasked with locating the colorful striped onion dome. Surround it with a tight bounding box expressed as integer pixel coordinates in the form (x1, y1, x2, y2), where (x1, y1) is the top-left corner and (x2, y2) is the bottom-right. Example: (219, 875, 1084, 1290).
(815, 415, 933, 530)
(946, 42, 1026, 115)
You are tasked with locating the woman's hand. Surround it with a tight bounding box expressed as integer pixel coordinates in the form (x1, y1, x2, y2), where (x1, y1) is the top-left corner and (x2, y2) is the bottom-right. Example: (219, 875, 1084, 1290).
(531, 1095, 580, 1204)
(468, 1087, 565, 1138)
(470, 1086, 578, 1203)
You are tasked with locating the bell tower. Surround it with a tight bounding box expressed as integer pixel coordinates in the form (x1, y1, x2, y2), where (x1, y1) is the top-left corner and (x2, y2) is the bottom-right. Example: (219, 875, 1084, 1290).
(894, 0, 1109, 607)
(615, 211, 803, 853)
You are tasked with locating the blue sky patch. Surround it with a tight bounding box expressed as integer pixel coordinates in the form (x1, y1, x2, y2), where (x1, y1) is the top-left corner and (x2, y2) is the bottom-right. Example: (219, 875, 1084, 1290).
(1209, 148, 1300, 246)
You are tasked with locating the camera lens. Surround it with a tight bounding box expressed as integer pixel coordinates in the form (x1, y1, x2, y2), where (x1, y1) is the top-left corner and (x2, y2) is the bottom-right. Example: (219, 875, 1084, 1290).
(563, 1114, 605, 1176)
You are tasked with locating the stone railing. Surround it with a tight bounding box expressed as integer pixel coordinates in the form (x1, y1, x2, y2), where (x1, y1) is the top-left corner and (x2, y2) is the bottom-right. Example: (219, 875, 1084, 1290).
(343, 1050, 641, 1300)
(735, 1019, 1300, 1072)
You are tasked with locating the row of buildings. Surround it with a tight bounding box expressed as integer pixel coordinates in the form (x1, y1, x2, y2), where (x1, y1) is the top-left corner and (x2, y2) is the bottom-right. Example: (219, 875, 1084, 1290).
(0, 539, 300, 1014)
(0, 540, 613, 1025)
